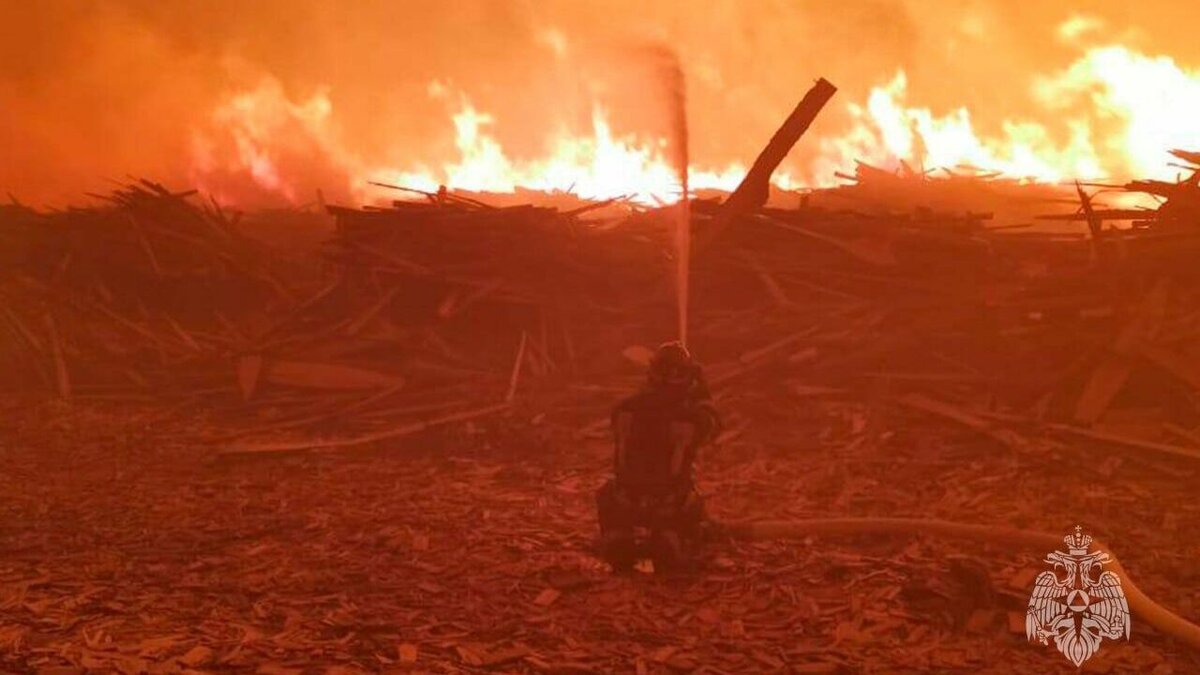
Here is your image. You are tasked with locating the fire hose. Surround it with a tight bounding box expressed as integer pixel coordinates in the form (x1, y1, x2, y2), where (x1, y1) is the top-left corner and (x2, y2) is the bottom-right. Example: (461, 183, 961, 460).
(714, 517, 1200, 650)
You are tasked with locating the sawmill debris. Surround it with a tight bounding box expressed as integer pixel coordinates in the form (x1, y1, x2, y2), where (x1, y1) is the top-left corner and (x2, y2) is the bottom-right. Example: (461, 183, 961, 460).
(4, 148, 1200, 461)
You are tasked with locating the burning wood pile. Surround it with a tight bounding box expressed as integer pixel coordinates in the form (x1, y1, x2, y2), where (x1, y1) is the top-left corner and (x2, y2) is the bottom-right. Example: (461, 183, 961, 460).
(0, 181, 296, 399)
(2, 92, 1200, 465)
(221, 147, 1200, 464)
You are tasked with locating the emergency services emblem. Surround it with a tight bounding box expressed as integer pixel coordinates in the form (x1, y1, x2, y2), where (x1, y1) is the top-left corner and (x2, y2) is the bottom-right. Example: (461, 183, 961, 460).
(1026, 526, 1130, 666)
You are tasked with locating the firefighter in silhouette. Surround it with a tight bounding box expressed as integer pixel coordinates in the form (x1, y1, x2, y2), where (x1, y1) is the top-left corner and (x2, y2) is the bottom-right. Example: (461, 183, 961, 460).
(596, 341, 721, 573)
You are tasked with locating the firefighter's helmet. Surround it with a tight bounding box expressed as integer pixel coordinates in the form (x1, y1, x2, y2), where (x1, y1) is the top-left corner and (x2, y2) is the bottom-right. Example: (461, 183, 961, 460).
(648, 341, 697, 388)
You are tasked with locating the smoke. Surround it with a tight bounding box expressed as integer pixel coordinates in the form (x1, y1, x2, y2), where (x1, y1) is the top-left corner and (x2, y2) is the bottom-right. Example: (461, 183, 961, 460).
(3, 0, 1200, 206)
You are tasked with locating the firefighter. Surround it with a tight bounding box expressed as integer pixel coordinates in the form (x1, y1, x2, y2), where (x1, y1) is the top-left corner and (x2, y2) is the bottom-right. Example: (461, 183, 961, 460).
(596, 341, 721, 573)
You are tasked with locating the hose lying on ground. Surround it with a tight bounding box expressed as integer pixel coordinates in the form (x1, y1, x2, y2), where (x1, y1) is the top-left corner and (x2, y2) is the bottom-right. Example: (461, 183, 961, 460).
(714, 516, 1200, 651)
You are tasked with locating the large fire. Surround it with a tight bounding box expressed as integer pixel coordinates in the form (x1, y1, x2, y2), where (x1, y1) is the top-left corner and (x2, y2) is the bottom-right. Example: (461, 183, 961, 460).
(8, 3, 1200, 209)
(193, 41, 1200, 206)
(190, 80, 761, 206)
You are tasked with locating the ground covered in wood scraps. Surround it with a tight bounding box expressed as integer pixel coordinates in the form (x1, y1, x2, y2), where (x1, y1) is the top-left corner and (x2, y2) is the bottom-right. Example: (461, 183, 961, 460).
(1, 396, 1198, 674)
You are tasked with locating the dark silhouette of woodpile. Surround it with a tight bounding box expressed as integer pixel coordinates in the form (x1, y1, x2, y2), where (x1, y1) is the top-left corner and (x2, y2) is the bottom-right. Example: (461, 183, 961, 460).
(3, 150, 1200, 465)
(0, 181, 297, 400)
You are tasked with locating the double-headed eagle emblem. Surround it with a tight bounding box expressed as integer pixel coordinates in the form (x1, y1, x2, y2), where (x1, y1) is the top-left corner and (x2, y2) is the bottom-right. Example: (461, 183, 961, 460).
(1026, 526, 1130, 666)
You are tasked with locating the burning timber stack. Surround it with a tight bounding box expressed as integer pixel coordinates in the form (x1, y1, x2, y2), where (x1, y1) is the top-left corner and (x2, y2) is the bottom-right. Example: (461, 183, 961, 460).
(240, 145, 1200, 459)
(0, 181, 297, 398)
(325, 196, 673, 381)
(3, 152, 1200, 462)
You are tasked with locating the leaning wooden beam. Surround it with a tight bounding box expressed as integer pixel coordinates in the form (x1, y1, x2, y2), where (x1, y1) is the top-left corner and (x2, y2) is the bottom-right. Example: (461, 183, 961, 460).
(218, 402, 510, 457)
(1140, 342, 1200, 392)
(697, 77, 837, 250)
(725, 78, 837, 215)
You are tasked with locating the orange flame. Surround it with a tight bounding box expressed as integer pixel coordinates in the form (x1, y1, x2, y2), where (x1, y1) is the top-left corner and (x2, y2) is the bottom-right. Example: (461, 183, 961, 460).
(190, 44, 1200, 207)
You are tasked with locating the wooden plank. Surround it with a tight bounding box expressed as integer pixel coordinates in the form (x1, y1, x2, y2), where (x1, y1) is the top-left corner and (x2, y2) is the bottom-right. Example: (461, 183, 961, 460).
(760, 215, 897, 266)
(896, 393, 1026, 451)
(219, 402, 510, 457)
(344, 285, 402, 336)
(43, 313, 70, 399)
(1074, 279, 1169, 424)
(697, 78, 837, 250)
(721, 78, 837, 218)
(1047, 422, 1200, 462)
(506, 332, 528, 402)
(264, 359, 405, 391)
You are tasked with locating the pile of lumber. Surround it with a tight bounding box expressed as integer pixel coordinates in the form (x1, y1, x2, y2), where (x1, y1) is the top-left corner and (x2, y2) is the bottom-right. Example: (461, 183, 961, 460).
(282, 147, 1200, 459)
(253, 145, 1200, 454)
(0, 181, 296, 399)
(3, 82, 1200, 462)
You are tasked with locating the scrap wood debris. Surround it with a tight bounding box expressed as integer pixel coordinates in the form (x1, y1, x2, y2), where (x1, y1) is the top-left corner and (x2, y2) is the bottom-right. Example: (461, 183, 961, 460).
(0, 395, 1197, 672)
(2, 76, 1200, 672)
(0, 180, 299, 399)
(5, 150, 1200, 462)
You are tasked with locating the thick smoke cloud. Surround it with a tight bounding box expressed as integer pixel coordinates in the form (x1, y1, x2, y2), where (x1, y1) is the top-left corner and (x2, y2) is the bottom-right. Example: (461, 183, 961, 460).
(1, 0, 1197, 206)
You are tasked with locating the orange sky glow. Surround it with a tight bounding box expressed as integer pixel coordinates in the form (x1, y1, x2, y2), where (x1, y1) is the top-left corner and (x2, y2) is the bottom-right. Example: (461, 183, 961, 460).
(3, 1, 1200, 207)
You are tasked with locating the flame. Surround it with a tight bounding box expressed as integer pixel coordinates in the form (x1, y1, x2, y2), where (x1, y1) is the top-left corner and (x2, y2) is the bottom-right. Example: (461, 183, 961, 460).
(188, 78, 782, 205)
(190, 43, 1200, 207)
(814, 70, 1105, 183)
(189, 79, 353, 205)
(822, 44, 1200, 185)
(366, 92, 756, 204)
(1035, 46, 1200, 179)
